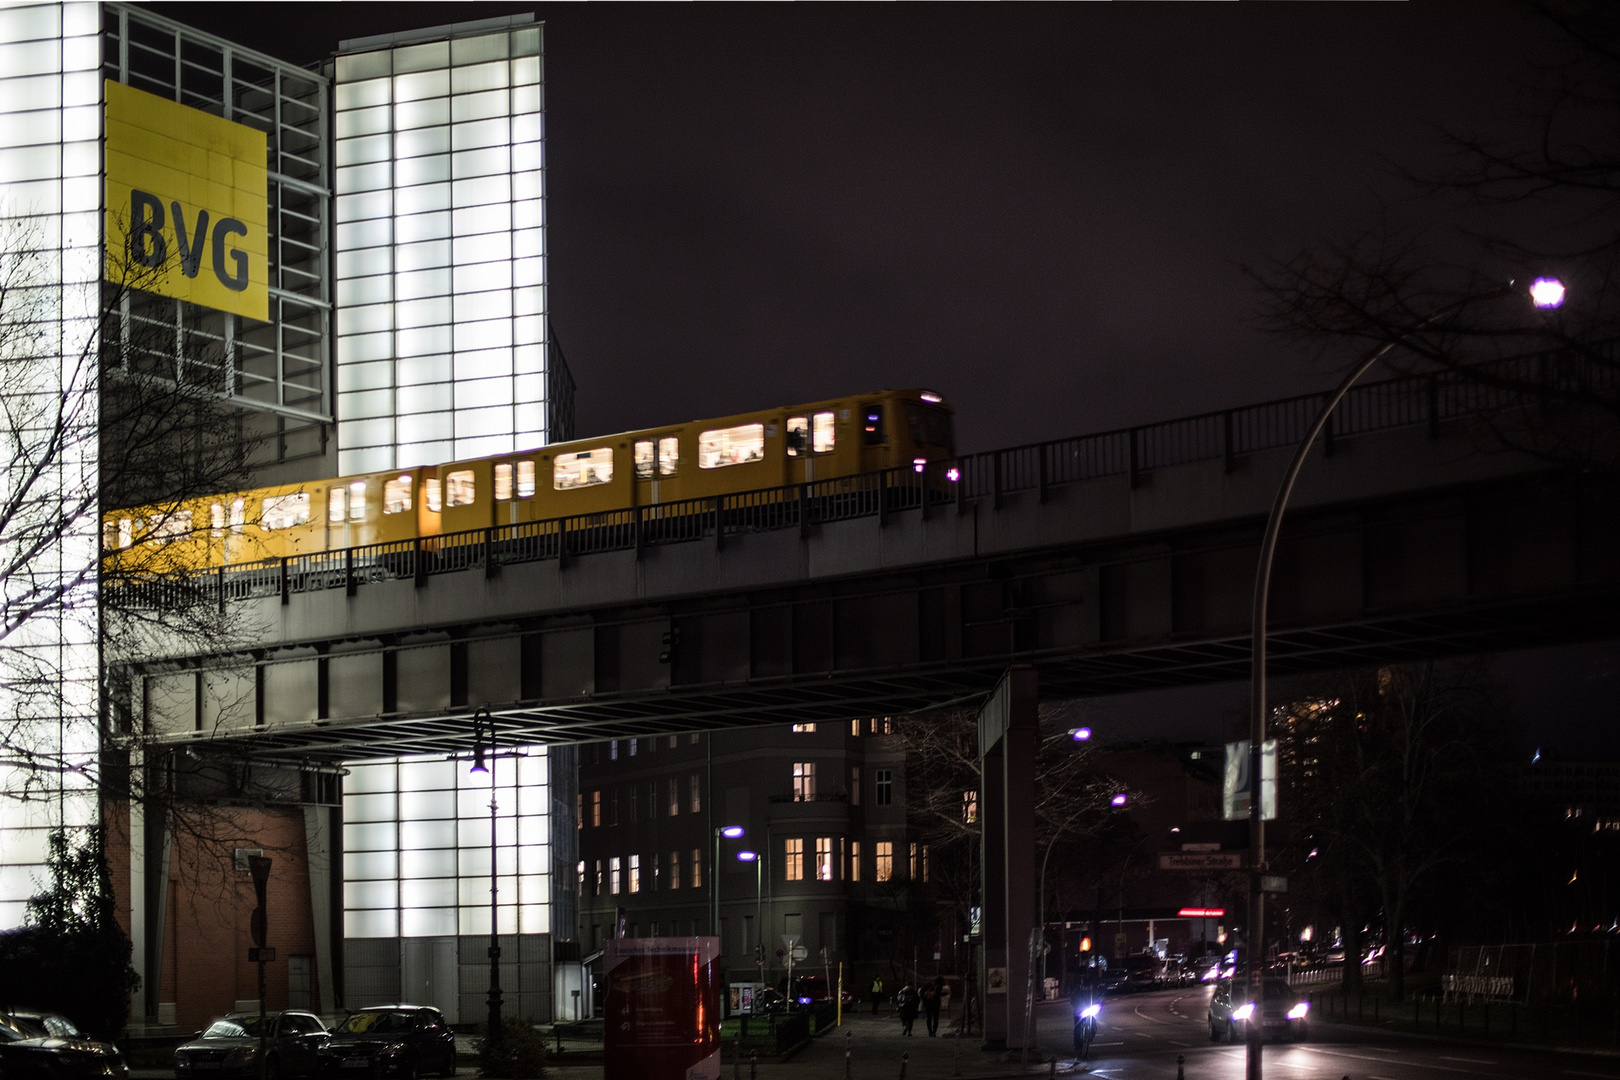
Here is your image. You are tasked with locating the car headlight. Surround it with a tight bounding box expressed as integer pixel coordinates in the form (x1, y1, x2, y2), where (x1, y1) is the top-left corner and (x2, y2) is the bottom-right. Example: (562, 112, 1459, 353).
(224, 1048, 257, 1067)
(1287, 1002, 1309, 1019)
(1079, 1004, 1100, 1019)
(378, 1043, 408, 1059)
(1232, 1003, 1256, 1021)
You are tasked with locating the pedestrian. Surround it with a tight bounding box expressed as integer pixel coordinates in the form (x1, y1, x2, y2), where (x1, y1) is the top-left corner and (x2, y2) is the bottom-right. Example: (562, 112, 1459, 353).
(922, 976, 943, 1036)
(898, 983, 919, 1036)
(869, 975, 884, 1015)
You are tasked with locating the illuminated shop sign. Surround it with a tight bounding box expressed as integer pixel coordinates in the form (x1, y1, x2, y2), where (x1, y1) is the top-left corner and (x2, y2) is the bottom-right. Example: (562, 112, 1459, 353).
(104, 80, 268, 321)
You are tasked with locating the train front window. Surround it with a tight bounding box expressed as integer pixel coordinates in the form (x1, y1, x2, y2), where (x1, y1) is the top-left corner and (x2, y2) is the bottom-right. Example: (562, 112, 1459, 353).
(517, 460, 536, 497)
(384, 475, 413, 514)
(699, 423, 765, 468)
(494, 463, 514, 501)
(813, 411, 835, 452)
(905, 402, 955, 454)
(446, 470, 477, 507)
(555, 448, 614, 489)
(261, 493, 311, 531)
(862, 404, 885, 446)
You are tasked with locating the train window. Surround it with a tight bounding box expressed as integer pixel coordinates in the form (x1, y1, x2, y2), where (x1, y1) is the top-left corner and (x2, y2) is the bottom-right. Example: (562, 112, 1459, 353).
(555, 447, 614, 489)
(786, 417, 807, 457)
(862, 404, 886, 446)
(635, 439, 680, 477)
(659, 436, 678, 475)
(262, 493, 311, 531)
(494, 463, 513, 501)
(383, 475, 413, 514)
(424, 478, 443, 513)
(446, 470, 476, 507)
(813, 412, 835, 452)
(517, 460, 536, 498)
(349, 480, 367, 521)
(905, 403, 955, 453)
(634, 440, 655, 478)
(698, 423, 764, 469)
(105, 518, 133, 551)
(328, 487, 346, 524)
(210, 500, 246, 537)
(145, 510, 192, 545)
(210, 503, 224, 537)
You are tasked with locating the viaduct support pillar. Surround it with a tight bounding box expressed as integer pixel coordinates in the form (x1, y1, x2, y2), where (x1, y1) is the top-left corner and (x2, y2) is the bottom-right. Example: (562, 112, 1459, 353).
(977, 666, 1037, 1051)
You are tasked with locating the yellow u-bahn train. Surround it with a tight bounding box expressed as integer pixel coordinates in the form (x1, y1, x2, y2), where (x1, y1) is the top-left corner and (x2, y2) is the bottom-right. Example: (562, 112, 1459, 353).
(105, 388, 956, 571)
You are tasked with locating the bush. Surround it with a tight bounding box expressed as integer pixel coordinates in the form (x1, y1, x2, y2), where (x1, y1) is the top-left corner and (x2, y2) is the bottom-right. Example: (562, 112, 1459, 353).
(477, 1017, 550, 1078)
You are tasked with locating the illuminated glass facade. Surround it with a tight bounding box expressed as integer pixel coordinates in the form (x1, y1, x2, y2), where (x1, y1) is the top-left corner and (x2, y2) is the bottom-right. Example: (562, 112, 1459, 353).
(333, 20, 556, 473)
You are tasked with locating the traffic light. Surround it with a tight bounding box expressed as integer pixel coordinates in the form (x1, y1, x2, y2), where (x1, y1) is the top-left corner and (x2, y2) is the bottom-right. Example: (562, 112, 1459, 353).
(1079, 936, 1092, 953)
(247, 855, 272, 949)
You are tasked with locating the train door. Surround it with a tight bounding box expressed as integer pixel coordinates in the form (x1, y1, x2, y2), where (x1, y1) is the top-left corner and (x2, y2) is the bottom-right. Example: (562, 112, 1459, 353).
(325, 478, 366, 551)
(784, 410, 837, 483)
(632, 434, 680, 503)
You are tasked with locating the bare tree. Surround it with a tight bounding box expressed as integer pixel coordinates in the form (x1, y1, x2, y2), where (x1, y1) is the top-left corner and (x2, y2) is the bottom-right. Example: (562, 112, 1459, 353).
(1254, 4, 1620, 471)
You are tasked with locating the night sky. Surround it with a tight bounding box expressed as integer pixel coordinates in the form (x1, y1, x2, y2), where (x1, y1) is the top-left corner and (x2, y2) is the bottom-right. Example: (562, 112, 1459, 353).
(142, 2, 1617, 756)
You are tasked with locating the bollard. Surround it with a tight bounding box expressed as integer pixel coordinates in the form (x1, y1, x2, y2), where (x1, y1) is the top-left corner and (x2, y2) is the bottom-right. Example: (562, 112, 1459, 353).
(1048, 1057, 1056, 1078)
(898, 1050, 909, 1079)
(733, 1036, 742, 1080)
(845, 1028, 853, 1080)
(1177, 1053, 1185, 1079)
(750, 1050, 757, 1080)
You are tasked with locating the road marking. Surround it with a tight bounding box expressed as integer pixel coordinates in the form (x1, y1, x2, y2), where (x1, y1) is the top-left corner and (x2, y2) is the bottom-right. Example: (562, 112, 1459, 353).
(1440, 1056, 1496, 1065)
(1302, 1048, 1483, 1075)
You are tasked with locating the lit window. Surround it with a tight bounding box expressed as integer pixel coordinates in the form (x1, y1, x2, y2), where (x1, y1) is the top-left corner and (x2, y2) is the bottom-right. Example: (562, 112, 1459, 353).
(909, 842, 920, 880)
(816, 838, 834, 881)
(691, 847, 703, 889)
(609, 857, 621, 894)
(698, 423, 765, 469)
(261, 493, 311, 531)
(634, 439, 654, 479)
(875, 841, 894, 883)
(383, 475, 413, 514)
(516, 460, 536, 498)
(628, 738, 638, 757)
(962, 791, 978, 824)
(446, 470, 476, 507)
(494, 462, 513, 500)
(786, 417, 807, 457)
(850, 719, 860, 737)
(349, 480, 367, 520)
(785, 413, 835, 456)
(849, 841, 861, 882)
(591, 790, 601, 827)
(328, 487, 347, 523)
(668, 850, 681, 890)
(208, 503, 226, 538)
(690, 773, 701, 814)
(870, 716, 893, 735)
(812, 412, 835, 453)
(792, 762, 815, 802)
(628, 855, 641, 894)
(659, 436, 679, 475)
(230, 499, 246, 533)
(146, 511, 191, 546)
(424, 478, 442, 513)
(792, 723, 817, 733)
(554, 447, 614, 489)
(595, 861, 603, 892)
(610, 740, 618, 761)
(668, 779, 680, 817)
(784, 838, 804, 882)
(875, 769, 893, 806)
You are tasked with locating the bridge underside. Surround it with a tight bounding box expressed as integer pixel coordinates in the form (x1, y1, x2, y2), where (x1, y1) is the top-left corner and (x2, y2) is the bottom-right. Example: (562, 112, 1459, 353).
(129, 468, 1620, 763)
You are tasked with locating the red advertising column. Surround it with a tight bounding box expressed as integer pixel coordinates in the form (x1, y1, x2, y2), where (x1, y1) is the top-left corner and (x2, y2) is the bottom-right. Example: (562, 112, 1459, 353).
(604, 936, 721, 1080)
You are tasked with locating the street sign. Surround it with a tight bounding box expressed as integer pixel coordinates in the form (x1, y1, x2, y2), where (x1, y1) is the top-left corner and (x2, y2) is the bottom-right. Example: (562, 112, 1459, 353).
(1262, 875, 1288, 894)
(1159, 852, 1244, 871)
(789, 945, 808, 962)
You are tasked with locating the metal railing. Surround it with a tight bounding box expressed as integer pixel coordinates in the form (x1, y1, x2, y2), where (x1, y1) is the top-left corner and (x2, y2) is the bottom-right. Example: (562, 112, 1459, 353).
(112, 351, 1616, 609)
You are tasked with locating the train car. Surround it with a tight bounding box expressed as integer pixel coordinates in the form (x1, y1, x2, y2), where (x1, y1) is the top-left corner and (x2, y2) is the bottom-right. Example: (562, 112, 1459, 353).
(104, 389, 955, 572)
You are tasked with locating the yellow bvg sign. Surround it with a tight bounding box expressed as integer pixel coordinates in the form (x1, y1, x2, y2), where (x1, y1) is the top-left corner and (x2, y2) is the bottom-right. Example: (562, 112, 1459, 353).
(104, 80, 268, 321)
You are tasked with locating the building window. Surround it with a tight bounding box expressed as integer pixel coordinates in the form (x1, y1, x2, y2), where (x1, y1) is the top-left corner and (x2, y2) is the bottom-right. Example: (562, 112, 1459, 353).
(576, 860, 585, 895)
(594, 860, 603, 893)
(849, 841, 861, 883)
(691, 847, 703, 889)
(851, 767, 861, 806)
(875, 842, 894, 883)
(962, 790, 978, 824)
(784, 838, 804, 882)
(792, 762, 815, 802)
(628, 855, 641, 894)
(909, 843, 919, 881)
(607, 789, 619, 827)
(668, 850, 681, 889)
(609, 740, 618, 761)
(629, 738, 638, 757)
(667, 735, 679, 750)
(875, 769, 893, 806)
(651, 852, 660, 890)
(609, 857, 621, 895)
(792, 723, 817, 733)
(870, 716, 893, 735)
(816, 838, 834, 881)
(576, 794, 582, 830)
(668, 778, 680, 817)
(850, 719, 861, 736)
(690, 773, 702, 813)
(591, 790, 601, 827)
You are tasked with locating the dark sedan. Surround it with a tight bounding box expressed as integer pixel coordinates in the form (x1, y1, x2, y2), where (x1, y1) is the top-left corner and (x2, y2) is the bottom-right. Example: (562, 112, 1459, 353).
(175, 1011, 329, 1080)
(0, 1012, 129, 1080)
(318, 1006, 456, 1080)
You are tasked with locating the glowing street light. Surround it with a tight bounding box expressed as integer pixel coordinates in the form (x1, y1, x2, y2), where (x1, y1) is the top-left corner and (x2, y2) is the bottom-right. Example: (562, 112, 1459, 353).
(1528, 277, 1567, 309)
(737, 850, 764, 977)
(1070, 726, 1092, 742)
(713, 825, 746, 950)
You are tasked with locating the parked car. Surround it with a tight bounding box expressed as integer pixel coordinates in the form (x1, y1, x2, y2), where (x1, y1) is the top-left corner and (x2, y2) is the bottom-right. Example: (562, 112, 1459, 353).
(318, 1005, 457, 1079)
(1207, 978, 1308, 1043)
(175, 1011, 329, 1080)
(1118, 955, 1163, 992)
(0, 1011, 129, 1080)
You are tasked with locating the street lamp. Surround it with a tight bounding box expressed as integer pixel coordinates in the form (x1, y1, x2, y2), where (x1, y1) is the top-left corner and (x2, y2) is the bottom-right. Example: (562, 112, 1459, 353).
(1243, 277, 1565, 1080)
(713, 825, 745, 947)
(468, 709, 502, 1044)
(737, 850, 763, 983)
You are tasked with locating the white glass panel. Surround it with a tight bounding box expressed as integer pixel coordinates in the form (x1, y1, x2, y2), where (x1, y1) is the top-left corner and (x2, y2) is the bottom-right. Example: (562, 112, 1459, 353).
(514, 314, 543, 344)
(346, 851, 398, 880)
(397, 239, 452, 272)
(400, 819, 457, 849)
(453, 34, 509, 65)
(344, 789, 397, 821)
(394, 97, 450, 130)
(456, 290, 512, 321)
(337, 359, 394, 393)
(453, 172, 513, 206)
(455, 433, 511, 458)
(453, 231, 511, 264)
(336, 55, 392, 87)
(399, 789, 456, 819)
(339, 302, 393, 334)
(336, 217, 392, 249)
(395, 154, 450, 187)
(342, 418, 396, 452)
(453, 262, 512, 294)
(514, 56, 540, 84)
(336, 244, 393, 279)
(337, 274, 394, 307)
(393, 69, 449, 103)
(395, 210, 451, 242)
(453, 317, 513, 351)
(452, 117, 511, 151)
(458, 378, 514, 410)
(513, 85, 541, 115)
(513, 227, 543, 259)
(452, 203, 511, 234)
(399, 758, 455, 790)
(401, 908, 458, 938)
(336, 193, 392, 224)
(513, 199, 543, 229)
(344, 909, 398, 938)
(451, 62, 511, 94)
(344, 762, 397, 793)
(451, 145, 510, 179)
(395, 182, 450, 216)
(451, 89, 510, 124)
(400, 848, 457, 879)
(336, 333, 392, 369)
(336, 161, 392, 194)
(397, 268, 452, 302)
(518, 905, 548, 934)
(394, 126, 451, 158)
(398, 355, 453, 386)
(394, 41, 449, 74)
(340, 446, 396, 473)
(345, 880, 399, 909)
(337, 133, 394, 167)
(397, 325, 451, 357)
(336, 104, 392, 139)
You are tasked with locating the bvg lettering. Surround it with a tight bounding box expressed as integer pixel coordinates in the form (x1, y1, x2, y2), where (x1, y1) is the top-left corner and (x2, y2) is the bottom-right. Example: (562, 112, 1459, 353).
(128, 190, 250, 292)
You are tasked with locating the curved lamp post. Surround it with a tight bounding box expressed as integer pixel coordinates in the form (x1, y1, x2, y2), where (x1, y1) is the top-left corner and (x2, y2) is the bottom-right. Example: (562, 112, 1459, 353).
(713, 825, 744, 950)
(737, 850, 764, 985)
(1243, 278, 1565, 1080)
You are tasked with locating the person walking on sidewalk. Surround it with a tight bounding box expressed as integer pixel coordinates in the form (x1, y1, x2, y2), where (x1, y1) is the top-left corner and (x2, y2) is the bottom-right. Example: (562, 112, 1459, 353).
(898, 983, 920, 1036)
(869, 975, 884, 1015)
(922, 977, 943, 1036)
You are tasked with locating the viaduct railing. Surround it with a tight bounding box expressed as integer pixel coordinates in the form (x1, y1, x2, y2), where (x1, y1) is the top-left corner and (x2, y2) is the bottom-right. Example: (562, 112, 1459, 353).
(114, 351, 1617, 610)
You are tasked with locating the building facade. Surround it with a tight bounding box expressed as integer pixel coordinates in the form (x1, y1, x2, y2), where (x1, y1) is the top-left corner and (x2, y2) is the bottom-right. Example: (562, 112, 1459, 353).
(0, 2, 575, 1031)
